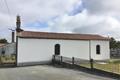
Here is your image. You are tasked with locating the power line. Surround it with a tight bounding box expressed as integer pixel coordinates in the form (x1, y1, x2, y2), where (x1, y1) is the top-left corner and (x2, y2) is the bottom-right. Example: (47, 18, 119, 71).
(2, 0, 14, 29)
(3, 0, 11, 16)
(0, 0, 3, 9)
(2, 0, 13, 24)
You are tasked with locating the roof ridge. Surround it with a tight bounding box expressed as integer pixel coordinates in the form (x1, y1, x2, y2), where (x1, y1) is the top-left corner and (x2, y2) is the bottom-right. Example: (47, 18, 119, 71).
(21, 31, 102, 36)
(17, 31, 109, 40)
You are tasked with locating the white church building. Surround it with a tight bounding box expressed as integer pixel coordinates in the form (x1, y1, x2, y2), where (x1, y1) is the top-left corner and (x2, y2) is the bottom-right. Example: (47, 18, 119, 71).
(15, 16, 110, 66)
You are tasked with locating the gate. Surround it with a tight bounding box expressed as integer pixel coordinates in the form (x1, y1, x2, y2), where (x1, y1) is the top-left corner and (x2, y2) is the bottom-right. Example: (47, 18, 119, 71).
(0, 43, 16, 67)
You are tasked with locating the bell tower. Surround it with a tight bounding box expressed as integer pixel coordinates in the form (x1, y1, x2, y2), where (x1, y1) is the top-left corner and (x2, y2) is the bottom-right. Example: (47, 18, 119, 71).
(16, 15, 23, 32)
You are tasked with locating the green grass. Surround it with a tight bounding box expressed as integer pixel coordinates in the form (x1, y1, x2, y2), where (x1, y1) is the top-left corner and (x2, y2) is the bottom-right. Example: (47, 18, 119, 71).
(79, 63, 91, 68)
(93, 63, 120, 74)
(79, 59, 120, 75)
(109, 59, 120, 63)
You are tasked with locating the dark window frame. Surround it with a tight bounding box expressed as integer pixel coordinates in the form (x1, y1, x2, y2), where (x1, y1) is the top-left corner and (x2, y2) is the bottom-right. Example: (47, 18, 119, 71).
(96, 45, 100, 55)
(55, 44, 60, 55)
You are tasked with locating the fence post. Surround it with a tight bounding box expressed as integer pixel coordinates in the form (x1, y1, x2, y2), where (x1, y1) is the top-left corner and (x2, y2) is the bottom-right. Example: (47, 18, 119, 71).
(72, 57, 74, 65)
(0, 56, 1, 64)
(60, 56, 62, 62)
(90, 59, 93, 69)
(52, 55, 55, 65)
(60, 56, 62, 63)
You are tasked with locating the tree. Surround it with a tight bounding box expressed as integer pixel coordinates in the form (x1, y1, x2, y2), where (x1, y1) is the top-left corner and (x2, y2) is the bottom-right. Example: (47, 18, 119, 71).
(0, 38, 8, 43)
(110, 37, 120, 49)
(110, 37, 116, 49)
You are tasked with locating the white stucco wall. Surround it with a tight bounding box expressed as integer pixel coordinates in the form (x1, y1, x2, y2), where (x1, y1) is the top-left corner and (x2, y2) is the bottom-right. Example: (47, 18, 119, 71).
(90, 40, 110, 60)
(17, 38, 54, 64)
(17, 38, 90, 64)
(60, 40, 90, 59)
(17, 38, 110, 64)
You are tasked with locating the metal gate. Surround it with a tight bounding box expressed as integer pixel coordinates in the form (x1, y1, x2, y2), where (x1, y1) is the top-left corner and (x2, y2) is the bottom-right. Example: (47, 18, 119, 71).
(0, 43, 16, 67)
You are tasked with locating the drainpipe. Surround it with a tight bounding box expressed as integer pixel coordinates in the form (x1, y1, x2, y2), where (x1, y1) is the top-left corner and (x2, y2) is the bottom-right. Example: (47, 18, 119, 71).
(89, 40, 94, 69)
(89, 40, 91, 60)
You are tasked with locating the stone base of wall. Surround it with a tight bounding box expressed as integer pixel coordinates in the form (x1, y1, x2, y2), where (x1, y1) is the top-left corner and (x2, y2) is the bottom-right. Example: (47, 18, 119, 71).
(17, 61, 52, 67)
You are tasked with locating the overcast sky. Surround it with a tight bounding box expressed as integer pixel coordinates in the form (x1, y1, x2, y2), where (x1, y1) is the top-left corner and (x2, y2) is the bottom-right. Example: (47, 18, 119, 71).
(0, 0, 120, 41)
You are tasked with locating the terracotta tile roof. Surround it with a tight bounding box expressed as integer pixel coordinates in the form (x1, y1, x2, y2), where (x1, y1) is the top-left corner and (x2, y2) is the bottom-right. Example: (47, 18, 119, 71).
(17, 31, 109, 40)
(0, 43, 5, 47)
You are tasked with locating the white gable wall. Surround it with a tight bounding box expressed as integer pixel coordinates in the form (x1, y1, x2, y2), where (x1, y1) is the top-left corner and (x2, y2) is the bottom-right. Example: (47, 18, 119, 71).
(90, 40, 110, 60)
(17, 38, 110, 65)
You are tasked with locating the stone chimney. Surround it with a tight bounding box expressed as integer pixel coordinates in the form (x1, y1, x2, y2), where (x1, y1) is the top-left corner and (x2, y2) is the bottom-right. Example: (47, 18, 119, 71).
(12, 31, 15, 43)
(16, 15, 23, 32)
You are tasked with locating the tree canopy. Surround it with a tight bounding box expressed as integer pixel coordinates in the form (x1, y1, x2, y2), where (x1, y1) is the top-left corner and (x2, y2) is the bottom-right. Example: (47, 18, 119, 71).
(110, 37, 120, 49)
(0, 38, 8, 43)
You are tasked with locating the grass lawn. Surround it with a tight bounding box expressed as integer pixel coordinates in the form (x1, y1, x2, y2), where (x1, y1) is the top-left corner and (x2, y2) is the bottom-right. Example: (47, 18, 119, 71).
(93, 63, 120, 74)
(78, 59, 120, 75)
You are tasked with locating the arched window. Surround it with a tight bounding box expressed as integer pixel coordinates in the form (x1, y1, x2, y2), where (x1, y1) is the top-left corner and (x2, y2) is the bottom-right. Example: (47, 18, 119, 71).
(96, 45, 100, 54)
(55, 44, 60, 55)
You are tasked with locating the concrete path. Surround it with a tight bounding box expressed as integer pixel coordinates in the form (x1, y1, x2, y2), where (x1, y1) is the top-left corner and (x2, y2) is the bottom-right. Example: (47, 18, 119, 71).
(0, 65, 118, 80)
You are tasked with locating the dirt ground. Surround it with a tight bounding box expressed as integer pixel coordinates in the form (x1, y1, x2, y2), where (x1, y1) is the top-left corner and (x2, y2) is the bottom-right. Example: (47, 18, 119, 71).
(0, 65, 117, 80)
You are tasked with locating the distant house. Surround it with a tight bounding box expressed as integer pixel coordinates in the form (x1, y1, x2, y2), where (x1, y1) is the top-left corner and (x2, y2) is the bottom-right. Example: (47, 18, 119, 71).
(15, 16, 110, 66)
(0, 43, 16, 55)
(110, 48, 120, 58)
(0, 43, 5, 47)
(0, 43, 5, 55)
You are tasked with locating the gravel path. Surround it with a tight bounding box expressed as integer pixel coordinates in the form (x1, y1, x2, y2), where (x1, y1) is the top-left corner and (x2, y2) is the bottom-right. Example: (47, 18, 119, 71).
(0, 65, 118, 80)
